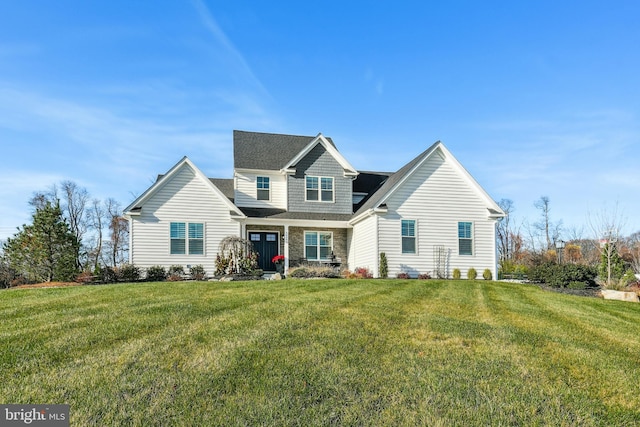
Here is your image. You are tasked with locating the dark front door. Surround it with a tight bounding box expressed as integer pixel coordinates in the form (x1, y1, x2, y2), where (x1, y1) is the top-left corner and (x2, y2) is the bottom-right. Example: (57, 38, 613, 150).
(249, 232, 279, 271)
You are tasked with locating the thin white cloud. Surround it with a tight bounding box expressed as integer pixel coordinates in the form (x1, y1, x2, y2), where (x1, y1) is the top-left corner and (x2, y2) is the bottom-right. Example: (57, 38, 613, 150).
(190, 0, 270, 98)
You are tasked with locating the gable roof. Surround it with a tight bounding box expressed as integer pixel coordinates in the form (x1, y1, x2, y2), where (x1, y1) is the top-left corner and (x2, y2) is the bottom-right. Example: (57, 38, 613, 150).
(234, 130, 336, 171)
(352, 141, 505, 222)
(124, 157, 244, 218)
(280, 133, 358, 176)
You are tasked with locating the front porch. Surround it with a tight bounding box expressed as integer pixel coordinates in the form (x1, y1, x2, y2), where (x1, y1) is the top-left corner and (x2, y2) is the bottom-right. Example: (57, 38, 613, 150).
(244, 224, 348, 273)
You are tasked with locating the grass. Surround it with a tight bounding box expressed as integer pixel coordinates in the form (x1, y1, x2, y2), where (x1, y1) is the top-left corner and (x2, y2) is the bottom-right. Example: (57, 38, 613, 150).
(1, 279, 640, 426)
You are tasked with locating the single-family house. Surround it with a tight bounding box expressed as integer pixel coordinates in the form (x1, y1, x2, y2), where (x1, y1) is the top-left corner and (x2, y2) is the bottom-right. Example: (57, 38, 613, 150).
(124, 130, 505, 278)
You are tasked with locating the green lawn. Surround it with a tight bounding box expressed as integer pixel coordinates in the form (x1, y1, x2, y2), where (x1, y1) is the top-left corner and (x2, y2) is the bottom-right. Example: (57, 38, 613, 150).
(1, 280, 639, 426)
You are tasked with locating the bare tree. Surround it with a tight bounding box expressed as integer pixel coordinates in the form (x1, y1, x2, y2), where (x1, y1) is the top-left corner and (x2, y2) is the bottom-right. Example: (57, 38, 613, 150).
(105, 198, 129, 267)
(588, 204, 626, 286)
(534, 196, 562, 250)
(627, 231, 640, 274)
(497, 199, 514, 262)
(86, 198, 104, 272)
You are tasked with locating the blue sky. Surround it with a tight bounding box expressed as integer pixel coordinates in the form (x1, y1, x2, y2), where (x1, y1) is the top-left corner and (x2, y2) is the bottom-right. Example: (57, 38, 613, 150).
(1, 1, 639, 241)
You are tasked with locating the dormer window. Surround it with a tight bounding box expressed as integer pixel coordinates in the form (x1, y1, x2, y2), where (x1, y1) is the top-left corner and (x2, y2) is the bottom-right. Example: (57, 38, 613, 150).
(306, 176, 334, 202)
(257, 176, 270, 200)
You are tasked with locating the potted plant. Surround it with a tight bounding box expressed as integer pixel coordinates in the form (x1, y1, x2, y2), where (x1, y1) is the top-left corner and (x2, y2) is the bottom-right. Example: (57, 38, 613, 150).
(272, 254, 285, 275)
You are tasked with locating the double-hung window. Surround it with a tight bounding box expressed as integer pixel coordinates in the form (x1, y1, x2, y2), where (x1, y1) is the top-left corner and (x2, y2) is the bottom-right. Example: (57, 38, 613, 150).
(305, 231, 333, 261)
(170, 222, 204, 255)
(257, 176, 270, 200)
(306, 176, 333, 202)
(401, 219, 416, 254)
(458, 222, 473, 255)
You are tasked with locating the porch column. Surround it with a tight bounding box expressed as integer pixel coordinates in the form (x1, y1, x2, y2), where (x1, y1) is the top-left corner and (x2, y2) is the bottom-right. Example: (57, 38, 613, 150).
(284, 224, 290, 273)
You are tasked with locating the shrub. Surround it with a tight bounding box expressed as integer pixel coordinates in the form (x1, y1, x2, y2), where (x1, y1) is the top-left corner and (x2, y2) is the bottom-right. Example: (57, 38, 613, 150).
(341, 267, 373, 279)
(467, 268, 477, 280)
(396, 272, 410, 279)
(190, 265, 206, 281)
(418, 273, 431, 280)
(100, 266, 118, 283)
(119, 264, 141, 282)
(289, 265, 340, 279)
(354, 267, 373, 279)
(529, 262, 597, 288)
(75, 271, 96, 284)
(379, 252, 388, 279)
(568, 281, 587, 290)
(452, 268, 461, 280)
(483, 269, 492, 281)
(146, 265, 167, 281)
(168, 265, 184, 281)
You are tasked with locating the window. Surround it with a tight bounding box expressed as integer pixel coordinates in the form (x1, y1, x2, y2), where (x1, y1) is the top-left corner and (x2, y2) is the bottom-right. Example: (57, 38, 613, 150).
(170, 222, 204, 255)
(306, 176, 318, 201)
(306, 176, 334, 202)
(458, 222, 473, 255)
(257, 176, 270, 200)
(305, 231, 333, 261)
(170, 222, 186, 254)
(321, 177, 334, 202)
(401, 220, 416, 254)
(188, 223, 204, 255)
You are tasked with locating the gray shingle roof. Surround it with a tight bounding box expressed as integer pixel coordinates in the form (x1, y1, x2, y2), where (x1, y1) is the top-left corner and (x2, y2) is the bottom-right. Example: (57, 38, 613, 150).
(209, 178, 234, 202)
(233, 130, 335, 170)
(238, 207, 352, 222)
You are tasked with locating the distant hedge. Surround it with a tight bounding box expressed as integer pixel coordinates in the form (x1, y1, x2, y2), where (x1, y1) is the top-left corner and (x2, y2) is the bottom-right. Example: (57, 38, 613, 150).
(529, 262, 597, 288)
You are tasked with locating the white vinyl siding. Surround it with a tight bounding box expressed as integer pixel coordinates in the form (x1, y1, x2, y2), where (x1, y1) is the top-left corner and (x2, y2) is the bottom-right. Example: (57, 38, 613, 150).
(377, 149, 498, 279)
(234, 171, 286, 209)
(130, 163, 240, 275)
(348, 215, 378, 276)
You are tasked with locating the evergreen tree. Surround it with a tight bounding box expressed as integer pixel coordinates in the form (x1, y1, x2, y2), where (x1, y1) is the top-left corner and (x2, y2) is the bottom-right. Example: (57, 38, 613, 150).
(3, 201, 79, 282)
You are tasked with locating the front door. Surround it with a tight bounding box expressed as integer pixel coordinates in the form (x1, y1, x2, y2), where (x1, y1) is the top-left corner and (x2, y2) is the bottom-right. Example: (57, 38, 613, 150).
(248, 231, 279, 271)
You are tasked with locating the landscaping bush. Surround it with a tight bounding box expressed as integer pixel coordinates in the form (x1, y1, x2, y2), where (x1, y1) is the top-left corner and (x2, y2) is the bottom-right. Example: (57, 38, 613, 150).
(168, 265, 185, 281)
(452, 268, 461, 280)
(146, 265, 167, 281)
(467, 268, 477, 280)
(418, 273, 431, 280)
(483, 269, 492, 280)
(75, 271, 96, 284)
(529, 262, 597, 288)
(100, 266, 118, 283)
(289, 265, 340, 279)
(396, 272, 410, 279)
(190, 265, 206, 281)
(119, 264, 141, 282)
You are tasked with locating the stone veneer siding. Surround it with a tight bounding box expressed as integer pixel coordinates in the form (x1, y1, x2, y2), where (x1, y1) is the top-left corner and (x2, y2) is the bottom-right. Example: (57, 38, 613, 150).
(288, 226, 348, 268)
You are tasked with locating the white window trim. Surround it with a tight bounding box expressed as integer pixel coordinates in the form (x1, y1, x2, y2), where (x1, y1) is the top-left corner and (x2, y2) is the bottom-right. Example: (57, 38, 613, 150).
(304, 230, 334, 261)
(458, 221, 474, 256)
(305, 176, 335, 203)
(169, 222, 205, 256)
(256, 176, 271, 201)
(401, 219, 418, 255)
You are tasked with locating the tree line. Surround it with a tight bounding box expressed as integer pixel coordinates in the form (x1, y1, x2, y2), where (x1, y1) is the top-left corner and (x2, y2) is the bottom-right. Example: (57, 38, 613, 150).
(497, 196, 639, 288)
(0, 181, 128, 287)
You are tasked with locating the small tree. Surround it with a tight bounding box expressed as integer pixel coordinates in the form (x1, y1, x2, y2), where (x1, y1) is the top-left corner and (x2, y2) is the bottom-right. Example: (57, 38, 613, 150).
(379, 252, 388, 279)
(3, 201, 78, 282)
(216, 236, 259, 275)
